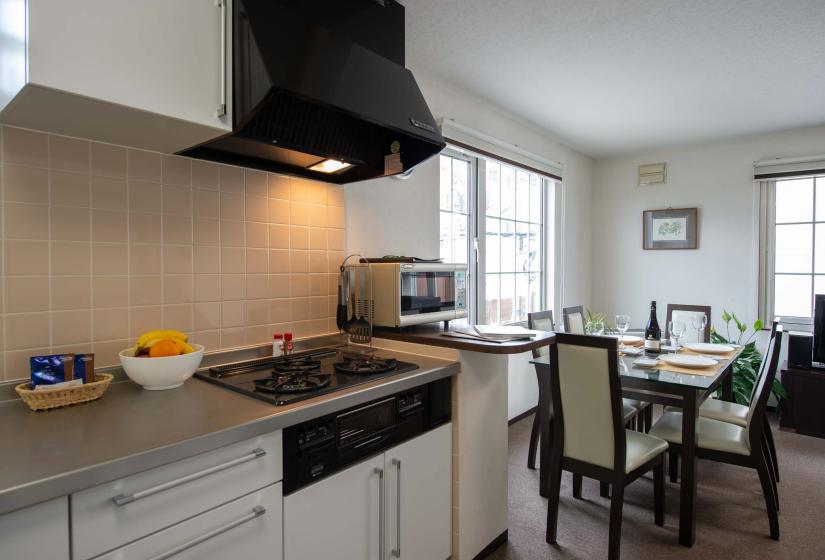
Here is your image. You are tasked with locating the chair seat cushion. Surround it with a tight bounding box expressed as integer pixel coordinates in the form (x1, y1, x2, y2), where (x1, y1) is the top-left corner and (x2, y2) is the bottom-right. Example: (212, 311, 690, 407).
(623, 403, 638, 422)
(625, 430, 668, 473)
(649, 411, 750, 456)
(664, 399, 749, 428)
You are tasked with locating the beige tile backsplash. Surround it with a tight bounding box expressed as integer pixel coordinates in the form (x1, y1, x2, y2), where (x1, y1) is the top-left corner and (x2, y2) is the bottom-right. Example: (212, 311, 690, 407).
(0, 126, 345, 381)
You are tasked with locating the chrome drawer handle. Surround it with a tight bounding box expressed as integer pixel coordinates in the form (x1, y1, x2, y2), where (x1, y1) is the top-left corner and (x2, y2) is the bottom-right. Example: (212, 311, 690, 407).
(375, 467, 385, 560)
(391, 458, 401, 558)
(112, 448, 266, 506)
(148, 506, 266, 560)
(215, 0, 227, 118)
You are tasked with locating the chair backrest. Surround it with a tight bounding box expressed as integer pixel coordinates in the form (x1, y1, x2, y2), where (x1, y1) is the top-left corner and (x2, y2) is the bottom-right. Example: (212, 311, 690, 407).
(548, 333, 624, 471)
(562, 305, 585, 334)
(666, 304, 711, 343)
(528, 309, 554, 358)
(745, 319, 780, 403)
(745, 325, 784, 451)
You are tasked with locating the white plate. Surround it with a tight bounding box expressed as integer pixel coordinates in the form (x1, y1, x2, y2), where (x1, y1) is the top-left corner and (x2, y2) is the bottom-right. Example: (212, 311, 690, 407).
(605, 334, 643, 344)
(683, 342, 734, 354)
(660, 354, 718, 369)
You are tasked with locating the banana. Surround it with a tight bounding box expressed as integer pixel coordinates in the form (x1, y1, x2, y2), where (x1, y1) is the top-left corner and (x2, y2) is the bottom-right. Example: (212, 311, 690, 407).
(136, 329, 187, 348)
(178, 341, 196, 354)
(135, 330, 189, 356)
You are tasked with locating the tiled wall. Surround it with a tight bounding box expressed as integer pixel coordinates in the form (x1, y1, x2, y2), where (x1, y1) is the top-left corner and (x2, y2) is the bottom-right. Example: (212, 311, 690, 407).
(0, 126, 345, 380)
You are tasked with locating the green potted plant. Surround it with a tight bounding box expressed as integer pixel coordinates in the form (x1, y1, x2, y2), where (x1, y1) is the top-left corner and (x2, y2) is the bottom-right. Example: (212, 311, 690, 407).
(584, 310, 606, 335)
(710, 310, 787, 406)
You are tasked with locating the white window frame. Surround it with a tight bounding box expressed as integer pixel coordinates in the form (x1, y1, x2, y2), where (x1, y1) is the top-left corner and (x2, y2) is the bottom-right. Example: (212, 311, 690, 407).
(758, 173, 825, 331)
(440, 146, 555, 325)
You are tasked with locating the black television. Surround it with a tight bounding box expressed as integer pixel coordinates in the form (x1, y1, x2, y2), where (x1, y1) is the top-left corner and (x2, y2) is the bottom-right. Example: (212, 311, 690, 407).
(814, 294, 825, 365)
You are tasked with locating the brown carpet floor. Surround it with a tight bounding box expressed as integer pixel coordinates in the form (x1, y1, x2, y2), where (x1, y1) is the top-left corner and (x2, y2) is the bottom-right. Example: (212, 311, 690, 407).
(488, 410, 825, 560)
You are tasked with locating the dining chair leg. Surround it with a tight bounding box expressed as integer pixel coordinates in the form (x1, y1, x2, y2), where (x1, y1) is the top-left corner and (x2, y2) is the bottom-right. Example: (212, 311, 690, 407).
(644, 404, 653, 434)
(545, 460, 563, 544)
(527, 409, 540, 470)
(600, 481, 610, 498)
(764, 415, 780, 483)
(762, 430, 779, 512)
(572, 474, 583, 499)
(756, 452, 780, 540)
(608, 483, 625, 560)
(668, 450, 679, 483)
(653, 459, 665, 527)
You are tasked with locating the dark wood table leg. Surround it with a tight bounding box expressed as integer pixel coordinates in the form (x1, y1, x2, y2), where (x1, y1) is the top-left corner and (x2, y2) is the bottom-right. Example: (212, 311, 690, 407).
(679, 390, 699, 547)
(537, 364, 551, 498)
(721, 365, 734, 402)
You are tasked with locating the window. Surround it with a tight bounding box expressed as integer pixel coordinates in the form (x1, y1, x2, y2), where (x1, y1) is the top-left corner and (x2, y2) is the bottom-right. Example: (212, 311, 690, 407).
(439, 153, 472, 265)
(763, 174, 825, 322)
(439, 148, 555, 325)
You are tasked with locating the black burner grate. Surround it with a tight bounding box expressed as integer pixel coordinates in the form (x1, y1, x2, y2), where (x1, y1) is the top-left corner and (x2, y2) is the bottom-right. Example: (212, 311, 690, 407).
(333, 357, 398, 375)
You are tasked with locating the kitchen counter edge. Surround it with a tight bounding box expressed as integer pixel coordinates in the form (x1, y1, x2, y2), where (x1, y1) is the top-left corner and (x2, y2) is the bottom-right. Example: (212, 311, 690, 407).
(0, 354, 459, 516)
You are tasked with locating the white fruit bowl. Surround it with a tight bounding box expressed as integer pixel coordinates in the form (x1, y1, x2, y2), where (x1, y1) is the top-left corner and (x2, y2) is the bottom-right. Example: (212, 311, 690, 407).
(119, 344, 205, 390)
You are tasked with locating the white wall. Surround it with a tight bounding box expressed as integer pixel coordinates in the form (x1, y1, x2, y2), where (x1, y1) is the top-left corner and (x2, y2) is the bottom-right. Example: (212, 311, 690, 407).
(345, 69, 595, 308)
(345, 70, 594, 421)
(592, 124, 825, 335)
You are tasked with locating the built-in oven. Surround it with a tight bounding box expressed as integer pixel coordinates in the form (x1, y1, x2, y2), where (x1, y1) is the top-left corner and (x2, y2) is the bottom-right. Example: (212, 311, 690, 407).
(282, 377, 451, 495)
(365, 262, 467, 328)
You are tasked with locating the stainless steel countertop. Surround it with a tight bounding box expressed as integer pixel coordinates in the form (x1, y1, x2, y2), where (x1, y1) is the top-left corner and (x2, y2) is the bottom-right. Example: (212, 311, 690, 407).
(0, 343, 459, 515)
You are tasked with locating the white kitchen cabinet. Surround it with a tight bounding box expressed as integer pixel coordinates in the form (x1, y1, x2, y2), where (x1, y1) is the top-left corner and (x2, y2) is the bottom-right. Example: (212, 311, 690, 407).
(96, 482, 282, 560)
(0, 0, 231, 153)
(283, 424, 453, 560)
(72, 430, 281, 560)
(0, 497, 69, 560)
(284, 454, 385, 560)
(385, 423, 452, 560)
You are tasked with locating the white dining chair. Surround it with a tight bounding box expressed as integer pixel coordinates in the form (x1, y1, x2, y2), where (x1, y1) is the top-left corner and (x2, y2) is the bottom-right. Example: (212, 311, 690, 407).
(649, 326, 784, 541)
(545, 333, 668, 560)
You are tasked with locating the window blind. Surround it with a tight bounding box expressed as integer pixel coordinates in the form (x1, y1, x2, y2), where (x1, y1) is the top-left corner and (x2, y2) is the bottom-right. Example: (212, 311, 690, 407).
(754, 155, 825, 180)
(440, 118, 563, 181)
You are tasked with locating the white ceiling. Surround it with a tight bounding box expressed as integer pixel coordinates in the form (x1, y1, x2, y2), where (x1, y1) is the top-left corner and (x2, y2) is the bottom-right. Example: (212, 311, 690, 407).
(404, 0, 825, 158)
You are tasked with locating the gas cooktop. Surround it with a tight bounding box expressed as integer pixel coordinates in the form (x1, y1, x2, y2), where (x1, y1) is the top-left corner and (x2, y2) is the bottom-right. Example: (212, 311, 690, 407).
(194, 348, 418, 406)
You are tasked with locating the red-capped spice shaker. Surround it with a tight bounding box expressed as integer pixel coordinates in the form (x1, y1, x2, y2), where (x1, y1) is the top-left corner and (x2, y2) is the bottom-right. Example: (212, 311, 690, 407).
(273, 333, 283, 357)
(283, 332, 294, 355)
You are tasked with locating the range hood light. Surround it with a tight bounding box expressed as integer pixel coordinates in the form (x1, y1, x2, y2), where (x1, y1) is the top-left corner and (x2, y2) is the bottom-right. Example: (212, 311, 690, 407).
(308, 159, 353, 174)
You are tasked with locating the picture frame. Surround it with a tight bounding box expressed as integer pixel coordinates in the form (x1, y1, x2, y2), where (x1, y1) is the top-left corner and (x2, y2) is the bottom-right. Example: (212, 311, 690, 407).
(643, 207, 698, 250)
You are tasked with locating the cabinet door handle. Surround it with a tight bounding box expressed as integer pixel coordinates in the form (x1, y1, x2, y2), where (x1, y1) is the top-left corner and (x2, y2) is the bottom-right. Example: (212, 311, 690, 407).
(112, 448, 266, 506)
(391, 458, 401, 557)
(375, 467, 385, 560)
(215, 0, 227, 118)
(147, 505, 265, 560)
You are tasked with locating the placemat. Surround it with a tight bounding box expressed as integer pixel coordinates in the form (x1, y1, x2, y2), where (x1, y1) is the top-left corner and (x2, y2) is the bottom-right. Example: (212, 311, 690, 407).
(654, 360, 721, 377)
(680, 346, 738, 360)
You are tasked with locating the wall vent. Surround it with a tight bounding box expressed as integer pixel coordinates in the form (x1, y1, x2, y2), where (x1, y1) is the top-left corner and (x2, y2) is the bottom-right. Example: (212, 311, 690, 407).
(638, 162, 667, 186)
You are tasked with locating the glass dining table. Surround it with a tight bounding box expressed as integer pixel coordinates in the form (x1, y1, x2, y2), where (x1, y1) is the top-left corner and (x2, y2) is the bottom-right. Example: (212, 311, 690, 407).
(530, 342, 742, 548)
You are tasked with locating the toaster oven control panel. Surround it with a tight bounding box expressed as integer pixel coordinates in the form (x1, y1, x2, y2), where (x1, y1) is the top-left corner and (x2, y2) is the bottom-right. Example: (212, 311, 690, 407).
(456, 271, 466, 309)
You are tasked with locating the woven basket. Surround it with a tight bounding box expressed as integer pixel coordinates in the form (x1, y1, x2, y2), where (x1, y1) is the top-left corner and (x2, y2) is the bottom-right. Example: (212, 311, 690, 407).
(15, 373, 113, 411)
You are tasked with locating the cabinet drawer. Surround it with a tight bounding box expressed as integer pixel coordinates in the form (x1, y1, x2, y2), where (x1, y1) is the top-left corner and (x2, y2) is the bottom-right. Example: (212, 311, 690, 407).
(72, 430, 281, 560)
(0, 497, 69, 560)
(96, 483, 282, 560)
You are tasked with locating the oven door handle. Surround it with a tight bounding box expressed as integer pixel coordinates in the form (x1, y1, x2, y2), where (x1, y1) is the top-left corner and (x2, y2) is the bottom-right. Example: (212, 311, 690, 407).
(352, 433, 390, 450)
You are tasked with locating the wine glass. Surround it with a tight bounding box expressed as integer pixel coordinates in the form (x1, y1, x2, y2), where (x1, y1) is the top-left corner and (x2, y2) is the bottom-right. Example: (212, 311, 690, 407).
(691, 314, 708, 342)
(615, 315, 630, 348)
(669, 320, 686, 350)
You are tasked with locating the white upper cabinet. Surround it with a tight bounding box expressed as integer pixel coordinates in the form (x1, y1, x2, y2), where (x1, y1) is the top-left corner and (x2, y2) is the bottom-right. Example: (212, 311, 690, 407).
(0, 0, 231, 153)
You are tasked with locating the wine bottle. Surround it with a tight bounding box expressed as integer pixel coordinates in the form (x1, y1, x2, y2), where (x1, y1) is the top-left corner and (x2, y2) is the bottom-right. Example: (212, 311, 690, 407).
(644, 300, 661, 353)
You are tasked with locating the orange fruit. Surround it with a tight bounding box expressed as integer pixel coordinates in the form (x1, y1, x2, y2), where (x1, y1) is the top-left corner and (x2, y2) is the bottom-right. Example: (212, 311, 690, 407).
(149, 339, 183, 358)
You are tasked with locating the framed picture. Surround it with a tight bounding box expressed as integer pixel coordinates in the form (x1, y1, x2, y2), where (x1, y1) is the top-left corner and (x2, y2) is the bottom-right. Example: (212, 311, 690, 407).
(643, 207, 698, 250)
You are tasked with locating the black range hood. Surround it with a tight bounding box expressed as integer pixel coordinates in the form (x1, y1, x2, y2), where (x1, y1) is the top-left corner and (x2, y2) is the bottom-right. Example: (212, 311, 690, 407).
(181, 0, 445, 184)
